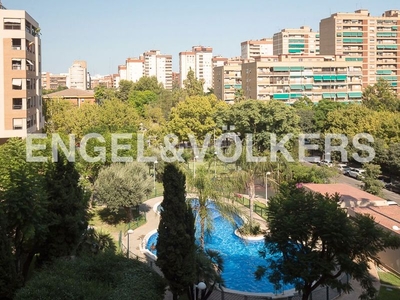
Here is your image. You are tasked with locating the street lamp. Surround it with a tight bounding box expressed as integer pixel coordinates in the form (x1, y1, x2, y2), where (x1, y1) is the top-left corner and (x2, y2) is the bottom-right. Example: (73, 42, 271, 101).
(194, 281, 206, 300)
(214, 151, 217, 179)
(265, 172, 271, 204)
(126, 229, 134, 258)
(153, 160, 158, 197)
(194, 155, 198, 178)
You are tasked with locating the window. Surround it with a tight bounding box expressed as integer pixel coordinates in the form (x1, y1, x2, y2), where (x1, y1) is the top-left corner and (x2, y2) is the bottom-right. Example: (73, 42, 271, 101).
(12, 78, 22, 90)
(26, 59, 34, 71)
(12, 59, 22, 70)
(27, 117, 32, 128)
(27, 97, 32, 108)
(4, 18, 21, 30)
(12, 98, 22, 109)
(13, 118, 23, 130)
(12, 38, 21, 50)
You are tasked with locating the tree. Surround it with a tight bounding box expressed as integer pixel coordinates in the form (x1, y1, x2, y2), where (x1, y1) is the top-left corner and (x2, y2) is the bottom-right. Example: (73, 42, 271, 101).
(234, 88, 246, 103)
(156, 164, 196, 300)
(0, 138, 47, 280)
(133, 76, 164, 94)
(14, 252, 166, 300)
(183, 68, 204, 97)
(361, 163, 384, 196)
(188, 166, 239, 249)
(362, 78, 400, 112)
(37, 154, 89, 263)
(116, 80, 135, 101)
(256, 185, 400, 300)
(94, 162, 153, 221)
(94, 85, 115, 104)
(313, 99, 346, 132)
(167, 95, 228, 142)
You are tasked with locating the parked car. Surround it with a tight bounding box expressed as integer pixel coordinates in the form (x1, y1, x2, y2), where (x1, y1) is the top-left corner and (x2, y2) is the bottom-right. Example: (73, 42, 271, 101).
(347, 168, 365, 179)
(385, 182, 400, 194)
(386, 200, 399, 206)
(336, 163, 350, 175)
(318, 160, 333, 167)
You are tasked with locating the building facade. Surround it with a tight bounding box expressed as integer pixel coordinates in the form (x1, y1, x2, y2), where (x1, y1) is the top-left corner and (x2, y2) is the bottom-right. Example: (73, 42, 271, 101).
(319, 9, 400, 94)
(0, 6, 43, 142)
(67, 60, 88, 90)
(213, 59, 242, 103)
(273, 26, 320, 55)
(41, 72, 67, 90)
(241, 38, 273, 59)
(143, 50, 172, 90)
(241, 54, 363, 103)
(179, 46, 213, 93)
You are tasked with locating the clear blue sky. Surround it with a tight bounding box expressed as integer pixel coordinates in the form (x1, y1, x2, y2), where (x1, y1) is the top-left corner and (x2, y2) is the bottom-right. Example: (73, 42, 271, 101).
(5, 0, 400, 75)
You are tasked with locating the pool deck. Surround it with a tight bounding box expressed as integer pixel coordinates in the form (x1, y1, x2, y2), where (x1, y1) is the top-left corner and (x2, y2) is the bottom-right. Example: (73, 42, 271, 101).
(126, 195, 380, 300)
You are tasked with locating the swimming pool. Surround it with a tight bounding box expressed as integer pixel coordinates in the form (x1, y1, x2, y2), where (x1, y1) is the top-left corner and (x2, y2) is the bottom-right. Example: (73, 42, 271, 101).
(146, 203, 293, 294)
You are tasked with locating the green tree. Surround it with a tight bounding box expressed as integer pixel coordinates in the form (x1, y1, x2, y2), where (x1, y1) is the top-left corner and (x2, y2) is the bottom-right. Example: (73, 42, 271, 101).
(156, 164, 196, 300)
(94, 85, 115, 104)
(361, 163, 384, 196)
(94, 162, 153, 221)
(188, 166, 239, 249)
(133, 76, 164, 94)
(167, 95, 228, 142)
(116, 80, 135, 101)
(234, 88, 246, 103)
(128, 90, 158, 115)
(37, 154, 89, 263)
(0, 138, 47, 280)
(183, 68, 204, 97)
(256, 185, 400, 300)
(313, 99, 346, 132)
(14, 252, 166, 300)
(362, 78, 400, 112)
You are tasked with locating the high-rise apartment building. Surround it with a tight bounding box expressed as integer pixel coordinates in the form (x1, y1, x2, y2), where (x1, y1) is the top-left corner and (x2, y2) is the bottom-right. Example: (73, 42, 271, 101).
(125, 57, 144, 83)
(241, 38, 273, 59)
(0, 5, 43, 142)
(273, 26, 320, 55)
(320, 9, 400, 93)
(67, 60, 88, 90)
(179, 46, 213, 93)
(241, 54, 363, 103)
(143, 50, 172, 90)
(213, 58, 242, 103)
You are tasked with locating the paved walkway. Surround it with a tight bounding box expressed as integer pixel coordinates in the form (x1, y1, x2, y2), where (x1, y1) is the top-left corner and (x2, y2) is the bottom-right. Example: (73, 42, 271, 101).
(125, 195, 382, 300)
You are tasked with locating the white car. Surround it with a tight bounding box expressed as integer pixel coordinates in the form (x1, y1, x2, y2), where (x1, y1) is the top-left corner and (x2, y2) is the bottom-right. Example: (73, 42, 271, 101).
(337, 164, 350, 174)
(318, 160, 333, 167)
(348, 168, 365, 179)
(387, 200, 398, 206)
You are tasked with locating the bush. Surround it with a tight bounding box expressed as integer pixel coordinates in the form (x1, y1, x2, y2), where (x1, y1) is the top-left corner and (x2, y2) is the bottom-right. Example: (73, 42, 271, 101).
(14, 252, 166, 300)
(238, 222, 262, 236)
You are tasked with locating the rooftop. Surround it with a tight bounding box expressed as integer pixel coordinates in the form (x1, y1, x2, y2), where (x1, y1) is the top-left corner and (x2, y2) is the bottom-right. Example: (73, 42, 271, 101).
(349, 206, 400, 234)
(302, 183, 387, 207)
(44, 88, 94, 98)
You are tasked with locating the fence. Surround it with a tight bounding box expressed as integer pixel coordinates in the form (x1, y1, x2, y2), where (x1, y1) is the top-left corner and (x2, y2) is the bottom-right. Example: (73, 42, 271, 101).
(234, 194, 268, 219)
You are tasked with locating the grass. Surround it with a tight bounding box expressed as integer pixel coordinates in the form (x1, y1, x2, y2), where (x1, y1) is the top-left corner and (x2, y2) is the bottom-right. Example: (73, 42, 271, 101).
(378, 286, 400, 300)
(378, 271, 400, 286)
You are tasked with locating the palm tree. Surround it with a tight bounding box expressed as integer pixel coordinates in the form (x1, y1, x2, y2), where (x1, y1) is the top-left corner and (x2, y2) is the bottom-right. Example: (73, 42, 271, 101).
(187, 166, 242, 250)
(233, 148, 270, 227)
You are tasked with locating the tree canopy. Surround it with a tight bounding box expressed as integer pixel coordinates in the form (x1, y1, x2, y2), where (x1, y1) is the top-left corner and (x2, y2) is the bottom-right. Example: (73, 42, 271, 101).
(256, 185, 400, 300)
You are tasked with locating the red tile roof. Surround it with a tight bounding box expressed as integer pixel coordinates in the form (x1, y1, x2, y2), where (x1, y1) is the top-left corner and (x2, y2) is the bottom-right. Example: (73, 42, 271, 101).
(349, 206, 400, 234)
(302, 183, 387, 207)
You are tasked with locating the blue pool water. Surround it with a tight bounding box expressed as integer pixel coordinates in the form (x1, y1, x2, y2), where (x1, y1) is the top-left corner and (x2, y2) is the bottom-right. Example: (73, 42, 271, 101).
(147, 204, 293, 294)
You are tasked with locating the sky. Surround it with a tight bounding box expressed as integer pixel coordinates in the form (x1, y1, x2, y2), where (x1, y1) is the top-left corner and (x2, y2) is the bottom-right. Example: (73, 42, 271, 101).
(5, 0, 400, 76)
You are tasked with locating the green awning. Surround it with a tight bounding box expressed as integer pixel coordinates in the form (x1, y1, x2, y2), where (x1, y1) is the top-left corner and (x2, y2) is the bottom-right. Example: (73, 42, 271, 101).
(391, 82, 398, 87)
(322, 75, 334, 81)
(392, 26, 398, 30)
(290, 93, 303, 98)
(289, 49, 302, 53)
(313, 75, 323, 81)
(273, 67, 290, 72)
(273, 93, 289, 100)
(376, 70, 392, 75)
(234, 84, 242, 89)
(290, 67, 305, 71)
(323, 93, 336, 99)
(304, 84, 313, 90)
(345, 57, 363, 61)
(336, 75, 347, 81)
(348, 92, 362, 98)
(337, 93, 347, 98)
(224, 85, 232, 89)
(289, 44, 305, 48)
(290, 84, 303, 90)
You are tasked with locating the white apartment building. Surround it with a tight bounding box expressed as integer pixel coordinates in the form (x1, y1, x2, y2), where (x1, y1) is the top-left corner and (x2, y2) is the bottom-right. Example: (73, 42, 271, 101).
(179, 46, 213, 93)
(67, 60, 88, 90)
(143, 50, 172, 89)
(241, 38, 273, 59)
(0, 5, 43, 142)
(126, 57, 144, 83)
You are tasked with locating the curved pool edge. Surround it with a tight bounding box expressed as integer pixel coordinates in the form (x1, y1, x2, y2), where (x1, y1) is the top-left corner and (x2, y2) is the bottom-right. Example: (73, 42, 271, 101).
(219, 286, 298, 299)
(234, 229, 265, 241)
(141, 228, 158, 261)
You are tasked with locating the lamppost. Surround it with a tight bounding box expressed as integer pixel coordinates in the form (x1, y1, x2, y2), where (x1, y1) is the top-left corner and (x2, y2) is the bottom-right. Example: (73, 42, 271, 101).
(265, 172, 271, 204)
(153, 160, 158, 197)
(126, 229, 134, 258)
(193, 282, 206, 300)
(194, 155, 198, 178)
(214, 151, 217, 179)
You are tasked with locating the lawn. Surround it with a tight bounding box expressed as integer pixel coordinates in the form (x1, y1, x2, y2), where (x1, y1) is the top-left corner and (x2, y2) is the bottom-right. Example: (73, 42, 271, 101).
(378, 286, 400, 300)
(378, 271, 400, 286)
